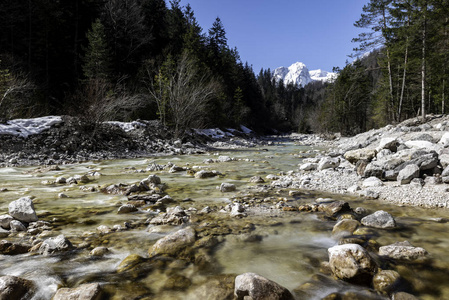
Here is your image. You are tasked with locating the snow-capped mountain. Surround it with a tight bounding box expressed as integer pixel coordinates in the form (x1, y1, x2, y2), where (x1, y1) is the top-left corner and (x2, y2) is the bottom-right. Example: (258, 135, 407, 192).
(273, 62, 336, 87)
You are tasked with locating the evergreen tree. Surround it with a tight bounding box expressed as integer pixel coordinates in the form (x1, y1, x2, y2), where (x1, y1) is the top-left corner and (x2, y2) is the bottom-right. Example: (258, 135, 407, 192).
(82, 19, 112, 80)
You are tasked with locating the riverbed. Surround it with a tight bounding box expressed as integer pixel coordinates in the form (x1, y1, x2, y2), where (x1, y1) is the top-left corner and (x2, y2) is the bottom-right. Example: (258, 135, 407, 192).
(0, 141, 448, 299)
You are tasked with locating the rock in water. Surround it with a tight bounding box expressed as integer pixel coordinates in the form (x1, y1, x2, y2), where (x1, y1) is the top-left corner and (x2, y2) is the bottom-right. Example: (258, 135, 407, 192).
(361, 210, 396, 228)
(8, 197, 38, 223)
(0, 275, 35, 300)
(148, 227, 196, 257)
(38, 234, 74, 255)
(328, 244, 377, 284)
(234, 272, 294, 300)
(220, 183, 236, 192)
(379, 241, 429, 262)
(53, 283, 103, 300)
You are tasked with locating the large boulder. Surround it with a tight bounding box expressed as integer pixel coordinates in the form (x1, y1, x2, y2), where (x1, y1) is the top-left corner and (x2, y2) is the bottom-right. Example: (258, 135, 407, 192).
(234, 272, 294, 300)
(53, 283, 103, 300)
(148, 226, 196, 257)
(0, 275, 35, 300)
(379, 241, 429, 262)
(397, 164, 420, 184)
(328, 244, 377, 283)
(8, 197, 38, 223)
(361, 210, 396, 229)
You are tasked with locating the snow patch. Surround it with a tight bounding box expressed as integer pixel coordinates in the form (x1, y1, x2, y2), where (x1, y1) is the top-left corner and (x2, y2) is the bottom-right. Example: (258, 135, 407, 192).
(194, 128, 234, 139)
(105, 121, 147, 132)
(0, 116, 62, 138)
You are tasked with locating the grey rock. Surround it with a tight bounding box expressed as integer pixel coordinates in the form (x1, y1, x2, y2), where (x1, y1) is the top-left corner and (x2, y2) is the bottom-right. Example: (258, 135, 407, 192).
(317, 157, 340, 170)
(38, 234, 74, 255)
(410, 178, 425, 187)
(362, 177, 384, 187)
(0, 214, 14, 229)
(379, 241, 429, 261)
(8, 197, 38, 223)
(249, 176, 265, 183)
(9, 220, 27, 232)
(361, 210, 396, 228)
(230, 203, 246, 218)
(397, 164, 420, 184)
(234, 272, 294, 300)
(194, 170, 221, 179)
(299, 162, 317, 171)
(220, 183, 236, 192)
(358, 190, 380, 199)
(376, 137, 398, 152)
(146, 174, 161, 184)
(89, 247, 110, 257)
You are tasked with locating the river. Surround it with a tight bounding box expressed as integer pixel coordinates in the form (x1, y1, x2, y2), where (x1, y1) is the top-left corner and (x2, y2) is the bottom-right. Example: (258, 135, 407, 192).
(0, 141, 448, 299)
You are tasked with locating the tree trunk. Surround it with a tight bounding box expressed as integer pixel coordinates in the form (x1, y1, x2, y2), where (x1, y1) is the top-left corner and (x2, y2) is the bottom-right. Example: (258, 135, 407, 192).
(421, 1, 427, 122)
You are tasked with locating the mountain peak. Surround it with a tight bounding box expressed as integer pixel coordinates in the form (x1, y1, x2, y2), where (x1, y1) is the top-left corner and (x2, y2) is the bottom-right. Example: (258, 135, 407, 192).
(273, 62, 336, 87)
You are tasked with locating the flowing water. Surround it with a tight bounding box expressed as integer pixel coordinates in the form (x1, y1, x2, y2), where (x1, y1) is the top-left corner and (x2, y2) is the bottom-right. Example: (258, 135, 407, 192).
(0, 142, 449, 299)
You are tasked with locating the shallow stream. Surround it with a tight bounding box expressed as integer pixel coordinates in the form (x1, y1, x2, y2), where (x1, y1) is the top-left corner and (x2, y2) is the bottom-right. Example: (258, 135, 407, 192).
(0, 142, 448, 299)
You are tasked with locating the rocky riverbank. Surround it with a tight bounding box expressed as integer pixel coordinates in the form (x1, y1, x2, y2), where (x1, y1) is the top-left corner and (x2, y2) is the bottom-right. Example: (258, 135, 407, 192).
(0, 116, 268, 167)
(277, 114, 449, 209)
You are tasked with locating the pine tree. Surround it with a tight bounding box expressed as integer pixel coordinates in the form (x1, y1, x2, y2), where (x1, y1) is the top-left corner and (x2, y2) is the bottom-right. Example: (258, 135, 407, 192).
(82, 18, 112, 80)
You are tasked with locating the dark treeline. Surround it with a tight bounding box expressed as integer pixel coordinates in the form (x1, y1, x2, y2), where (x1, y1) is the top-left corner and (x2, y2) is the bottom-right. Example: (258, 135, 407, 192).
(319, 0, 449, 135)
(0, 0, 325, 136)
(2, 0, 442, 137)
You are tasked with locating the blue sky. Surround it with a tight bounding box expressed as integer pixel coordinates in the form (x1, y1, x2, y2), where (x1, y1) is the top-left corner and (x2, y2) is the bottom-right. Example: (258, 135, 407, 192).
(178, 0, 368, 73)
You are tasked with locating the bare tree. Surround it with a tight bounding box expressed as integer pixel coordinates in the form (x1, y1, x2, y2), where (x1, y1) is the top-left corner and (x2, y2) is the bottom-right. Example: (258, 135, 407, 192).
(145, 53, 219, 137)
(0, 62, 37, 119)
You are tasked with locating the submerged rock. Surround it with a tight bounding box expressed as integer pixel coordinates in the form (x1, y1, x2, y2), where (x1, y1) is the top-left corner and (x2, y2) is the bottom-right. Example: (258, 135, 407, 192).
(328, 243, 377, 284)
(148, 226, 196, 258)
(0, 275, 35, 300)
(195, 170, 222, 179)
(8, 197, 38, 223)
(0, 240, 31, 255)
(234, 272, 294, 300)
(53, 283, 103, 300)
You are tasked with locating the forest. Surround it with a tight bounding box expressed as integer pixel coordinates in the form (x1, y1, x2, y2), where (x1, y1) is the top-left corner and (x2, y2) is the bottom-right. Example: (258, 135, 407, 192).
(0, 0, 448, 136)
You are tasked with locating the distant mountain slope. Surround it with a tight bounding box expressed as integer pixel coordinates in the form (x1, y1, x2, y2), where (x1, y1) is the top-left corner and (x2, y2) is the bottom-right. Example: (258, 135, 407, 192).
(273, 62, 336, 87)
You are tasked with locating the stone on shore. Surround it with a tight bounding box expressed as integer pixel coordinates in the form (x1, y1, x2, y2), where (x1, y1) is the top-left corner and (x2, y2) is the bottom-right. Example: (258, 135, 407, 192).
(8, 197, 38, 223)
(317, 157, 340, 171)
(344, 148, 376, 164)
(234, 272, 294, 300)
(362, 177, 384, 187)
(361, 210, 396, 228)
(397, 164, 420, 184)
(53, 283, 103, 300)
(328, 244, 377, 284)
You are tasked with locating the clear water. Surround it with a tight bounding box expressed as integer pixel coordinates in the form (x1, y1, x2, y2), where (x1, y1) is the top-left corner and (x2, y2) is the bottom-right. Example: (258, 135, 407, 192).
(0, 142, 448, 299)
